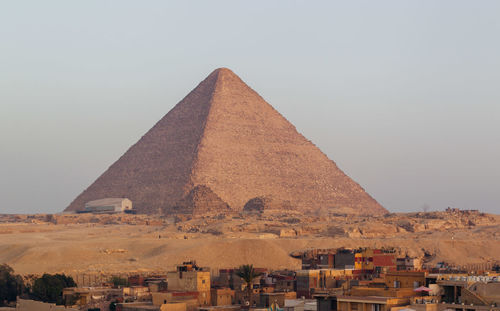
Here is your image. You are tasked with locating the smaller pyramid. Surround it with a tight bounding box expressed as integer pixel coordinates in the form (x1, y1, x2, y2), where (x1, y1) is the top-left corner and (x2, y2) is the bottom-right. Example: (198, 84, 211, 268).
(172, 185, 230, 215)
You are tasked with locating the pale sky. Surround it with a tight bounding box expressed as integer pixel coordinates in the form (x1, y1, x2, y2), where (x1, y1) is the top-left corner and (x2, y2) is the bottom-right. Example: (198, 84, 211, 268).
(1, 1, 499, 214)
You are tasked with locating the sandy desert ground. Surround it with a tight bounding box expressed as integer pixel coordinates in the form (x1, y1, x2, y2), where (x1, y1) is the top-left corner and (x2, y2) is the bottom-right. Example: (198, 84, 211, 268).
(0, 210, 499, 277)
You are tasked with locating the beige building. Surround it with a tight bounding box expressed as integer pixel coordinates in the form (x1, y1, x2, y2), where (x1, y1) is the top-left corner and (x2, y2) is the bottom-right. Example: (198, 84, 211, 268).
(167, 263, 211, 306)
(384, 272, 426, 289)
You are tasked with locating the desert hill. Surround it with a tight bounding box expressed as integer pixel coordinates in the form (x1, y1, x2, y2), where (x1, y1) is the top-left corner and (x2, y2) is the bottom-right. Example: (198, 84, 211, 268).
(0, 209, 498, 277)
(65, 68, 385, 216)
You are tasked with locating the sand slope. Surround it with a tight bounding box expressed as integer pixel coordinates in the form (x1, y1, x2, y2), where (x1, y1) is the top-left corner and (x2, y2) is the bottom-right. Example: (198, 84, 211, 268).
(0, 212, 499, 275)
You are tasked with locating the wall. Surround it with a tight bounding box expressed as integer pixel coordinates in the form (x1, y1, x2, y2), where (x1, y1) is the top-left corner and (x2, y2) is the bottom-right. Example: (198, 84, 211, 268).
(384, 272, 425, 289)
(121, 199, 133, 211)
(335, 253, 355, 269)
(276, 279, 295, 292)
(317, 297, 337, 311)
(160, 302, 187, 311)
(350, 287, 416, 298)
(296, 270, 319, 298)
(167, 271, 210, 292)
(354, 250, 374, 271)
(338, 298, 408, 311)
(211, 288, 234, 306)
(395, 304, 438, 311)
(469, 282, 500, 304)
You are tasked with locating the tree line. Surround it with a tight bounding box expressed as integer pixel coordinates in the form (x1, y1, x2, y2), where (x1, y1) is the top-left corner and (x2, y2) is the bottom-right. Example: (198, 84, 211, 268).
(0, 263, 76, 306)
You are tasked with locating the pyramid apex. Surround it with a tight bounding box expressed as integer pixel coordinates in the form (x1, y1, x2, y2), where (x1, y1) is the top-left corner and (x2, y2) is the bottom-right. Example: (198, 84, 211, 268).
(211, 67, 238, 78)
(214, 67, 234, 73)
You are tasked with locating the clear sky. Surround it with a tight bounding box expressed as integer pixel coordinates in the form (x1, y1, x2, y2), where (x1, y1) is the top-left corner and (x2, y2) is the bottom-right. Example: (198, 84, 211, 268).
(1, 1, 499, 214)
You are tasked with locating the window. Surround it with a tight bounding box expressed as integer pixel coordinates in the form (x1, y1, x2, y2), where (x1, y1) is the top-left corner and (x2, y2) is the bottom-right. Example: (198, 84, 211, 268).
(372, 304, 381, 311)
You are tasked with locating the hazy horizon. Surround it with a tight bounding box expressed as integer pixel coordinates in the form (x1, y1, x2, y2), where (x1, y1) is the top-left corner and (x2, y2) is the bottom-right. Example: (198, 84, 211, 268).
(1, 1, 499, 214)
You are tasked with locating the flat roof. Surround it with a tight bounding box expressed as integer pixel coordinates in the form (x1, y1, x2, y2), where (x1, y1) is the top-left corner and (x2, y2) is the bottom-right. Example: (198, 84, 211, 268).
(336, 295, 398, 303)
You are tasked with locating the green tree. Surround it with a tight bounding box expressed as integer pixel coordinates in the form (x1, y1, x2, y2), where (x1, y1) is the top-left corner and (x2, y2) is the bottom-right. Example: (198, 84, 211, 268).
(109, 276, 129, 288)
(235, 264, 262, 306)
(0, 264, 24, 306)
(31, 273, 76, 305)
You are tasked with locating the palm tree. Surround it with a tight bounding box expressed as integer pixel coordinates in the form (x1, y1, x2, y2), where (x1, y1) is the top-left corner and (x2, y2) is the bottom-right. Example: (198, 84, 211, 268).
(235, 264, 262, 306)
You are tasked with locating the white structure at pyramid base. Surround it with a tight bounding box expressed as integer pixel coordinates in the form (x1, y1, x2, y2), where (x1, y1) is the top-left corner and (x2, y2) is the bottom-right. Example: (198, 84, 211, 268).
(81, 197, 133, 214)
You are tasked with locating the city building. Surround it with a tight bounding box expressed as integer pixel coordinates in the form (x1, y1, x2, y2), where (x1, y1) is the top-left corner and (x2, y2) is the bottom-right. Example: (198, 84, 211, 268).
(166, 261, 211, 306)
(211, 288, 235, 306)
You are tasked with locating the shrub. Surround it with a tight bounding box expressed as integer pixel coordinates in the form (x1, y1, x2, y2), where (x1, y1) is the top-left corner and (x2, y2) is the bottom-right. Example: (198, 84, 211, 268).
(31, 273, 76, 305)
(109, 276, 129, 288)
(0, 264, 24, 306)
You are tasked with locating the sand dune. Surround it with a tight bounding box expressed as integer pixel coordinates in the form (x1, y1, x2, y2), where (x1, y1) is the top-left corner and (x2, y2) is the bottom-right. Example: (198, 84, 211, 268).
(0, 211, 499, 275)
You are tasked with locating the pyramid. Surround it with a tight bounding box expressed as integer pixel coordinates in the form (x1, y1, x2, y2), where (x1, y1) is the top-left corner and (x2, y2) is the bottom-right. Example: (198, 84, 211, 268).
(65, 68, 387, 215)
(172, 185, 231, 215)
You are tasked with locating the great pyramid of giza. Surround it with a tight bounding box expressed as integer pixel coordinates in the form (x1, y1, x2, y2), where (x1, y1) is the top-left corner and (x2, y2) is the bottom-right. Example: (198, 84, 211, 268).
(65, 68, 387, 215)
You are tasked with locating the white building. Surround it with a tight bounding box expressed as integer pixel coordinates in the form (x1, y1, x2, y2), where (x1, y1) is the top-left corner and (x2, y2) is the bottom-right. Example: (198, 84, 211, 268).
(84, 198, 133, 213)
